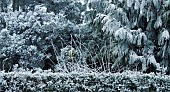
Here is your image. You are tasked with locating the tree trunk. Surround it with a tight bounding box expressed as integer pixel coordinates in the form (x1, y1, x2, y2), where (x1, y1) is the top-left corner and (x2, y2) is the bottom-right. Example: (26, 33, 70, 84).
(20, 0, 26, 12)
(0, 0, 7, 12)
(12, 0, 19, 11)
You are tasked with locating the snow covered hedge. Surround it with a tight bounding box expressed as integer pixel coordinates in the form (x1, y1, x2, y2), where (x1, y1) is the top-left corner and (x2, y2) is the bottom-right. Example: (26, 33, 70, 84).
(0, 70, 170, 92)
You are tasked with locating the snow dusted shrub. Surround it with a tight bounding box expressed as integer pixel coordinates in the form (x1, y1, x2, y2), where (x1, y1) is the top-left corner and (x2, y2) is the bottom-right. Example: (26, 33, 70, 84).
(0, 7, 46, 71)
(60, 45, 78, 62)
(55, 45, 89, 72)
(55, 46, 78, 72)
(0, 28, 45, 71)
(18, 45, 45, 69)
(0, 29, 20, 71)
(0, 5, 81, 71)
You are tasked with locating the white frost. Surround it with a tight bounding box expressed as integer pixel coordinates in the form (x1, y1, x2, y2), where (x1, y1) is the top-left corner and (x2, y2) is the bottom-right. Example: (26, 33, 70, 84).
(127, 0, 134, 7)
(158, 28, 169, 45)
(147, 55, 159, 68)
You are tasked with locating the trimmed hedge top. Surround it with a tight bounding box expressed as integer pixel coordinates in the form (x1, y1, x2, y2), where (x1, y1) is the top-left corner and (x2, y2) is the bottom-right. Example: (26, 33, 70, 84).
(0, 69, 170, 92)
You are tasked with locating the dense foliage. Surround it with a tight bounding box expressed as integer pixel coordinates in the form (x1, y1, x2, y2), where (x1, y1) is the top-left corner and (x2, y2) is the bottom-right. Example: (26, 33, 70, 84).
(0, 69, 170, 92)
(0, 0, 170, 74)
(1, 0, 170, 91)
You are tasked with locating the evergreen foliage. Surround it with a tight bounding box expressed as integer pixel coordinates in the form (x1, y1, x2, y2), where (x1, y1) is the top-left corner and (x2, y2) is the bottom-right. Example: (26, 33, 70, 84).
(0, 0, 170, 74)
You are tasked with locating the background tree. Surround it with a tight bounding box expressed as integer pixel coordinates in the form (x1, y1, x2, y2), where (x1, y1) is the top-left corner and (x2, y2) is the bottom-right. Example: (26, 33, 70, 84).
(0, 0, 7, 12)
(12, 0, 19, 11)
(0, 0, 170, 74)
(81, 0, 170, 73)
